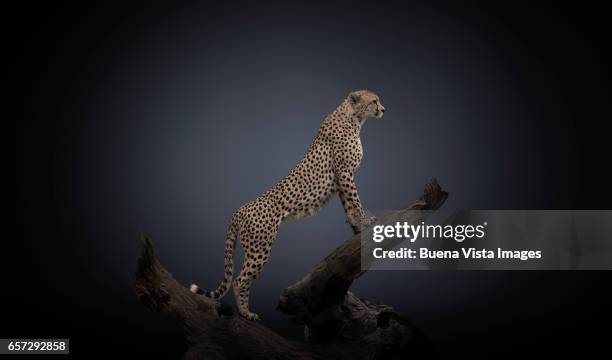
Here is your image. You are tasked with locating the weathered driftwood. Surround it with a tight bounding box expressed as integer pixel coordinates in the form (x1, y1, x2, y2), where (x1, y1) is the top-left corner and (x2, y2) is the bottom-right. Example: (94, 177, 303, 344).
(277, 178, 448, 341)
(134, 178, 447, 359)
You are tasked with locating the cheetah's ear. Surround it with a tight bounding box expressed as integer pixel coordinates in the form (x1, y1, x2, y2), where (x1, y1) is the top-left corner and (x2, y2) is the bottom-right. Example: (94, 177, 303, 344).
(349, 91, 361, 105)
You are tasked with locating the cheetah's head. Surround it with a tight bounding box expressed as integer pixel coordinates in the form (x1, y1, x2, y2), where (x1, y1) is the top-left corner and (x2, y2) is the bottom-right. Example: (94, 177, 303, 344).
(348, 90, 385, 119)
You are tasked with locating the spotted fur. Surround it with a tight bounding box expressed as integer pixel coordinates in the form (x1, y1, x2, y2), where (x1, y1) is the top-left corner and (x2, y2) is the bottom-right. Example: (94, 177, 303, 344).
(190, 90, 385, 321)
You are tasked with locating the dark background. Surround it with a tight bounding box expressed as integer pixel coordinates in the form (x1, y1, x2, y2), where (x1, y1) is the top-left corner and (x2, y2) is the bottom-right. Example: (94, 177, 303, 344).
(11, 0, 611, 358)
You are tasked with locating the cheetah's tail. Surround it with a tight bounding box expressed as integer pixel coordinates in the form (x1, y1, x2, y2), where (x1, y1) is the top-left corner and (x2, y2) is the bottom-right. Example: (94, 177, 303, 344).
(189, 214, 238, 300)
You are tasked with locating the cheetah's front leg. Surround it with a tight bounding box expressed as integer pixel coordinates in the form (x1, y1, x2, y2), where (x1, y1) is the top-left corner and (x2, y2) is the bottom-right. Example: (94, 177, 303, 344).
(336, 170, 367, 234)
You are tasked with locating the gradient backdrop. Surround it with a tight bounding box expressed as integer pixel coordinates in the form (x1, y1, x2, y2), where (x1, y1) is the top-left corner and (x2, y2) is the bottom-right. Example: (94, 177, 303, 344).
(14, 1, 612, 358)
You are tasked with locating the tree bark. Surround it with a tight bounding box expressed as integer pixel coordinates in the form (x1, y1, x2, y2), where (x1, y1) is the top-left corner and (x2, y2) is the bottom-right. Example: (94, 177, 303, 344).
(278, 178, 448, 341)
(134, 178, 447, 359)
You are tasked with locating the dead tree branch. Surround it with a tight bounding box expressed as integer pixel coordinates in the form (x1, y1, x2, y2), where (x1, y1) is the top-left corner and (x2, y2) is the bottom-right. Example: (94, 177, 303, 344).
(134, 178, 447, 359)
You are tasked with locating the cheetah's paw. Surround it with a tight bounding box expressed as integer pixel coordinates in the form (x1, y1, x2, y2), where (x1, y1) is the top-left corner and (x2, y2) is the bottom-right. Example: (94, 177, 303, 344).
(361, 215, 377, 227)
(239, 310, 261, 322)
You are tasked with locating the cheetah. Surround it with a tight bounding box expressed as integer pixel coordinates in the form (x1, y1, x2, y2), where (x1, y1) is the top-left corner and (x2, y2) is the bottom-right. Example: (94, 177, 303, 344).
(190, 90, 385, 321)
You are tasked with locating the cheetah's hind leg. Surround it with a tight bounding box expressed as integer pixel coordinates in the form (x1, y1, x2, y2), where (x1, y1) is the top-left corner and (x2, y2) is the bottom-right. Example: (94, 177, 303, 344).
(232, 236, 275, 321)
(232, 257, 264, 321)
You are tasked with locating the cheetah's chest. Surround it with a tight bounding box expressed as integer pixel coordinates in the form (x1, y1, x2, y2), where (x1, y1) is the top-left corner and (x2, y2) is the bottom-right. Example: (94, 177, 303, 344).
(355, 137, 363, 167)
(343, 136, 363, 170)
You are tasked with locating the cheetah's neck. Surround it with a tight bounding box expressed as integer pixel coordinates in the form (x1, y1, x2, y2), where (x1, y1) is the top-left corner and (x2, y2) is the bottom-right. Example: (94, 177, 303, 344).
(334, 99, 364, 134)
